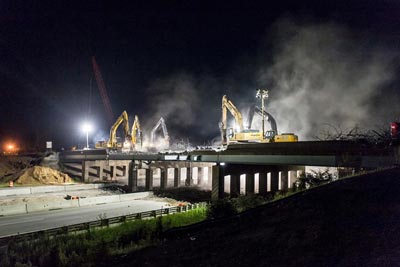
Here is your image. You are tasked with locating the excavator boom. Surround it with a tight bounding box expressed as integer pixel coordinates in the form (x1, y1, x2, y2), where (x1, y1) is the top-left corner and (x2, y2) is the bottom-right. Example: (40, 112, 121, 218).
(151, 117, 169, 143)
(131, 115, 142, 147)
(107, 110, 130, 147)
(247, 105, 278, 134)
(221, 95, 244, 144)
(221, 94, 298, 144)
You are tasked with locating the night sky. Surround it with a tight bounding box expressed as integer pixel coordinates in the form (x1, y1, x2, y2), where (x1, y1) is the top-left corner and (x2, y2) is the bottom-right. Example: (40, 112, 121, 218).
(0, 1, 399, 150)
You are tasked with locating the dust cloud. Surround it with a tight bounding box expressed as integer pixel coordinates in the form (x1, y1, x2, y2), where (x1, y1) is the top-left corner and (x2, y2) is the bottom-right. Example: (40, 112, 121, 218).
(256, 18, 398, 140)
(142, 18, 399, 143)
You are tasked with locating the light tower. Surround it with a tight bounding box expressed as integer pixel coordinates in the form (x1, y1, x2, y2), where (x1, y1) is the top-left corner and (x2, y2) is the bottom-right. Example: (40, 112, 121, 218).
(256, 89, 269, 140)
(82, 122, 93, 149)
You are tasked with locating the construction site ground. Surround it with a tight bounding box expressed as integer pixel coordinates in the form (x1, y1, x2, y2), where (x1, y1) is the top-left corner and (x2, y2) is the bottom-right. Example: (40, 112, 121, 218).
(0, 186, 123, 207)
(113, 167, 400, 267)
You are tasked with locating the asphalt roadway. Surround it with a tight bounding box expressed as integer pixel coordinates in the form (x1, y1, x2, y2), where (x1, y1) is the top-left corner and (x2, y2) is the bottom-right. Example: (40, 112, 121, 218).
(0, 199, 169, 238)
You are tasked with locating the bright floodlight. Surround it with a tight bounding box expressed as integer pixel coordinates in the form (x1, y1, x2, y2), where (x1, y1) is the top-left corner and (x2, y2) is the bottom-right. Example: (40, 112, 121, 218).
(81, 122, 93, 149)
(82, 122, 93, 133)
(256, 89, 269, 99)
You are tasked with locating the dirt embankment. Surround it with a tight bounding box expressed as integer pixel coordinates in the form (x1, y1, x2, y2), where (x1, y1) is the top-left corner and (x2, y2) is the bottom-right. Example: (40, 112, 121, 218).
(115, 168, 400, 267)
(0, 154, 74, 185)
(15, 166, 73, 185)
(0, 156, 40, 183)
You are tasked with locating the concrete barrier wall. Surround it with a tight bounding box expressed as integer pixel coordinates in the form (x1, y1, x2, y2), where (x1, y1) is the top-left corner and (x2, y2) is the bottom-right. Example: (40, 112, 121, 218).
(0, 183, 107, 197)
(0, 204, 27, 216)
(0, 188, 31, 196)
(0, 191, 153, 216)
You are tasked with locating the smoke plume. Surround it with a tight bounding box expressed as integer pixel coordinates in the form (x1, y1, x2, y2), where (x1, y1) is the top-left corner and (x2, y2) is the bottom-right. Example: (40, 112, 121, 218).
(142, 18, 399, 144)
(143, 73, 222, 144)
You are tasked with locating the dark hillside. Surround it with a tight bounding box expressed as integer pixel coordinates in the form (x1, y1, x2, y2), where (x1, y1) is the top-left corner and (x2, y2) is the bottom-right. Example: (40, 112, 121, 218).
(116, 168, 400, 267)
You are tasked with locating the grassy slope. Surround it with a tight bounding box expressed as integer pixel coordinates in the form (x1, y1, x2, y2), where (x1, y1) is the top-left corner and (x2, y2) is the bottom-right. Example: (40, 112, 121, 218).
(116, 168, 400, 266)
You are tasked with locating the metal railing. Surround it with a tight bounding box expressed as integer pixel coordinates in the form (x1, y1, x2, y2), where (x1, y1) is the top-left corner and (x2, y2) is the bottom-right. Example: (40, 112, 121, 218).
(0, 203, 206, 247)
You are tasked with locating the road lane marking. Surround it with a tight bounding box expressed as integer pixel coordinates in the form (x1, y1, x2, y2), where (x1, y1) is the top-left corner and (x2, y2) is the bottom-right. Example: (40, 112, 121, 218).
(0, 218, 45, 227)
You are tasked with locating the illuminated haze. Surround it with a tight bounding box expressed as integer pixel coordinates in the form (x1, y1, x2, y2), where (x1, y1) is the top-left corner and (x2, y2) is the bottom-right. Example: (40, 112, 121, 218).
(132, 19, 399, 144)
(256, 19, 398, 140)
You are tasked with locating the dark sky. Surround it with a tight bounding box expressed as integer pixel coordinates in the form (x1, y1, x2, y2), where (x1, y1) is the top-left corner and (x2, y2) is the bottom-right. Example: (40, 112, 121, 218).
(0, 0, 399, 150)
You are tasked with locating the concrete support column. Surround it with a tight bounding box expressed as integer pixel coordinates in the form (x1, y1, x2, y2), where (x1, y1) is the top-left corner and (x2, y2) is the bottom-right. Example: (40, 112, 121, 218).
(197, 167, 204, 185)
(288, 170, 297, 189)
(128, 161, 138, 192)
(270, 171, 279, 192)
(208, 167, 213, 188)
(258, 172, 268, 195)
(186, 167, 193, 186)
(160, 168, 167, 189)
(99, 166, 104, 181)
(230, 174, 240, 197)
(211, 164, 224, 200)
(145, 169, 153, 191)
(82, 160, 87, 182)
(174, 168, 181, 187)
(280, 169, 288, 191)
(245, 173, 255, 195)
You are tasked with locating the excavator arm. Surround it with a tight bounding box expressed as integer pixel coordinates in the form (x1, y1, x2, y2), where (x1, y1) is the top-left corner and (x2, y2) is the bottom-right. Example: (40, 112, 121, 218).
(131, 115, 143, 147)
(150, 117, 170, 145)
(107, 111, 130, 147)
(221, 95, 244, 144)
(247, 105, 278, 134)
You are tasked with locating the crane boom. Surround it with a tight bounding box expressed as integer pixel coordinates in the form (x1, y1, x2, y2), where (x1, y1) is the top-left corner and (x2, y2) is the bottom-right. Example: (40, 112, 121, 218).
(91, 56, 114, 124)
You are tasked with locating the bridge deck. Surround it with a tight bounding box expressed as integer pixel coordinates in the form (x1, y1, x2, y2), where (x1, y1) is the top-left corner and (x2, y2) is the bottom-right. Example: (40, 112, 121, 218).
(60, 141, 397, 168)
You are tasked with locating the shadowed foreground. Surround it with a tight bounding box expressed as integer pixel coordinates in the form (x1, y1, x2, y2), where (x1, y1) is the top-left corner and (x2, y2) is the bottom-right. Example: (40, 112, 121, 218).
(115, 168, 400, 266)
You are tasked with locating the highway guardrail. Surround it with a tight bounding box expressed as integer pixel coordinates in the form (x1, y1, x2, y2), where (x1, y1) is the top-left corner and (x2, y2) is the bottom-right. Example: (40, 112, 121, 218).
(0, 202, 206, 247)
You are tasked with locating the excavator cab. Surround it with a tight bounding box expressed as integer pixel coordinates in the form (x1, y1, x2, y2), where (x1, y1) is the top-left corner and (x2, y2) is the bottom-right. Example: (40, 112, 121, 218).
(227, 128, 235, 139)
(265, 130, 276, 139)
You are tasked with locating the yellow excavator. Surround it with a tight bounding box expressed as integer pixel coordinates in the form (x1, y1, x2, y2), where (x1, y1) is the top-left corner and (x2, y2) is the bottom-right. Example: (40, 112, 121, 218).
(220, 94, 298, 145)
(131, 115, 143, 148)
(95, 111, 142, 150)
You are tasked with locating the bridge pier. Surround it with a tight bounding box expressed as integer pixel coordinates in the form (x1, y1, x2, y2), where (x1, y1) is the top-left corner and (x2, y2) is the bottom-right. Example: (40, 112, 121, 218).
(174, 167, 181, 187)
(80, 160, 130, 183)
(245, 173, 255, 195)
(145, 168, 153, 191)
(211, 164, 306, 199)
(197, 167, 204, 185)
(211, 164, 224, 200)
(258, 172, 268, 195)
(186, 165, 193, 186)
(230, 174, 240, 197)
(160, 168, 167, 189)
(128, 161, 138, 192)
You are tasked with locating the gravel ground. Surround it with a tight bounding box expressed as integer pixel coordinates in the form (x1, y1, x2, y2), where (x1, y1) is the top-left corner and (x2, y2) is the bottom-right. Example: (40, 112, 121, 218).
(0, 187, 124, 206)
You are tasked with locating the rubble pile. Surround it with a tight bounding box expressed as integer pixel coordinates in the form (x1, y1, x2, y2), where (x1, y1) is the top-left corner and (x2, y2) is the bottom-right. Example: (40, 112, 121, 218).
(16, 166, 73, 185)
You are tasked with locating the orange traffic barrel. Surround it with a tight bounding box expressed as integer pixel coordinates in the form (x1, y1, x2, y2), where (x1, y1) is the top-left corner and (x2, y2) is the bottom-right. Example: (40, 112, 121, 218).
(9, 180, 14, 187)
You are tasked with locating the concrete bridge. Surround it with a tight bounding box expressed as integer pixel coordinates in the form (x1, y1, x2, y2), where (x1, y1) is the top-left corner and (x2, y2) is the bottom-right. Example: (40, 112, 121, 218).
(59, 141, 398, 199)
